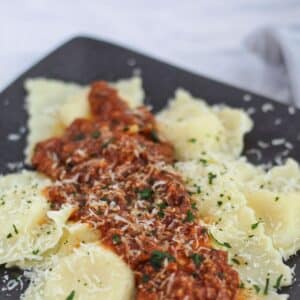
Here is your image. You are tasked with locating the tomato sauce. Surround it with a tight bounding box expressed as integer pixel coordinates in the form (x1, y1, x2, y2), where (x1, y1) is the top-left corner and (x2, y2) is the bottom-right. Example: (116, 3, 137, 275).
(32, 81, 241, 300)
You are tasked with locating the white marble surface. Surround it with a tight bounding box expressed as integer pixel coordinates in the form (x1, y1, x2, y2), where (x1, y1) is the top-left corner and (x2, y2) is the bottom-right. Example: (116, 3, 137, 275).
(1, 0, 300, 103)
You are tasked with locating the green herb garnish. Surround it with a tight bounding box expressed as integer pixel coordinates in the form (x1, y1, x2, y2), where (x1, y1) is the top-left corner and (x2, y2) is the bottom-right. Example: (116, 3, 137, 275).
(253, 284, 260, 294)
(73, 133, 85, 141)
(13, 224, 18, 234)
(157, 202, 167, 218)
(184, 210, 195, 223)
(142, 274, 150, 283)
(149, 250, 175, 270)
(157, 210, 165, 218)
(209, 233, 231, 248)
(208, 172, 217, 185)
(273, 274, 283, 289)
(157, 202, 167, 210)
(138, 188, 153, 200)
(251, 221, 261, 230)
(193, 184, 201, 194)
(150, 130, 160, 143)
(188, 138, 197, 143)
(66, 290, 75, 300)
(91, 130, 101, 139)
(191, 202, 197, 210)
(112, 234, 121, 245)
(199, 158, 208, 165)
(264, 278, 270, 295)
(231, 258, 240, 265)
(190, 253, 204, 267)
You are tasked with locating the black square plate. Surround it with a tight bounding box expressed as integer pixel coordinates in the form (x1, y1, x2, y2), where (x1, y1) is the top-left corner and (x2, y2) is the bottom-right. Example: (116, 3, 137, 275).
(0, 36, 299, 299)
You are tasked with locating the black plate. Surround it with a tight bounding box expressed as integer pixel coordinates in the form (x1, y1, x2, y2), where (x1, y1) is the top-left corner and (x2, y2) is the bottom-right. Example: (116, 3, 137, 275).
(0, 36, 299, 299)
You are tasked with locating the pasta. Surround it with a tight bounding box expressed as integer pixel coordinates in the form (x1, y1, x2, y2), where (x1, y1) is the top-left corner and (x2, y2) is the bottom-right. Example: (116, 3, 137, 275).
(22, 243, 135, 300)
(0, 171, 73, 266)
(0, 77, 298, 299)
(25, 76, 143, 162)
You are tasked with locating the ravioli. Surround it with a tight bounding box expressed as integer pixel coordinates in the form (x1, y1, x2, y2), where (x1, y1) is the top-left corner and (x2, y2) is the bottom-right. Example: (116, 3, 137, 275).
(0, 171, 73, 266)
(176, 160, 292, 296)
(242, 159, 300, 259)
(6, 77, 298, 299)
(22, 243, 135, 300)
(157, 89, 253, 160)
(54, 222, 99, 256)
(25, 76, 144, 162)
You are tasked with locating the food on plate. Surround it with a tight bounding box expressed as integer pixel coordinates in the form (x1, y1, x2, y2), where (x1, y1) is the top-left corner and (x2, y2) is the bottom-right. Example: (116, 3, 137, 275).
(0, 76, 298, 299)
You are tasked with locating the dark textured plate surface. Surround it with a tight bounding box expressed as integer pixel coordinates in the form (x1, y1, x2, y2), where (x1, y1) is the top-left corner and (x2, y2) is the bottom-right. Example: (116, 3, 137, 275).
(0, 36, 299, 299)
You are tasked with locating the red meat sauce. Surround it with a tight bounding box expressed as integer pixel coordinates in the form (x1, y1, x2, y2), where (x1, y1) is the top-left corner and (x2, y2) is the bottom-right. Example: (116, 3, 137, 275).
(32, 81, 243, 300)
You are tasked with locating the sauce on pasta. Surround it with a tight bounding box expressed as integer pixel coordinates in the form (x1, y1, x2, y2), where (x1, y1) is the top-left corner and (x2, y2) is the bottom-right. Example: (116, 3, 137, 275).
(32, 81, 241, 300)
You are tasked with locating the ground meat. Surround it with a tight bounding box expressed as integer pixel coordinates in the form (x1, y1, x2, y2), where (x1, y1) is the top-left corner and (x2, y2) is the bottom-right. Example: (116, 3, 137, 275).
(32, 81, 242, 300)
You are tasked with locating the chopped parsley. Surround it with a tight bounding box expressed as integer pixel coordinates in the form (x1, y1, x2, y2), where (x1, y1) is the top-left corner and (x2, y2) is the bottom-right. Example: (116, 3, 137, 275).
(138, 188, 153, 200)
(191, 202, 197, 210)
(275, 196, 280, 202)
(184, 210, 195, 223)
(217, 201, 223, 207)
(188, 138, 197, 143)
(253, 284, 260, 294)
(32, 249, 39, 255)
(112, 234, 121, 245)
(157, 210, 165, 218)
(209, 233, 231, 248)
(190, 253, 204, 267)
(201, 227, 208, 234)
(273, 274, 283, 289)
(251, 221, 261, 230)
(157, 202, 167, 210)
(6, 233, 12, 239)
(264, 278, 270, 295)
(193, 184, 201, 194)
(13, 224, 18, 234)
(73, 133, 85, 141)
(142, 274, 150, 283)
(239, 282, 245, 289)
(66, 290, 75, 300)
(208, 172, 217, 185)
(149, 250, 175, 270)
(157, 202, 167, 219)
(150, 130, 160, 143)
(231, 258, 240, 265)
(91, 130, 101, 139)
(198, 158, 208, 165)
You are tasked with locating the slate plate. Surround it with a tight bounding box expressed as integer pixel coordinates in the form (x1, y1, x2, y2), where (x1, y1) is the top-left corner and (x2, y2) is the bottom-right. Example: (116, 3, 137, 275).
(0, 36, 299, 299)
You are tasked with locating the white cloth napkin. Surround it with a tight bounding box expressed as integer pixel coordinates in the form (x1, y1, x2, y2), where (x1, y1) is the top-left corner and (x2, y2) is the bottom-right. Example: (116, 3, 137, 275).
(245, 26, 300, 107)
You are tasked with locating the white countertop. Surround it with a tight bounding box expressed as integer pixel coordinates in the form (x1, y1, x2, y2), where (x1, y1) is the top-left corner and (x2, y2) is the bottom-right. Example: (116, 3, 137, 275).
(1, 0, 300, 103)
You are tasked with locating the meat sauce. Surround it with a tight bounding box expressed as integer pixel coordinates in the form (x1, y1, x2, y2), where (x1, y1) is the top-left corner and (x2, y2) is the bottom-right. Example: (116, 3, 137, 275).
(32, 81, 241, 300)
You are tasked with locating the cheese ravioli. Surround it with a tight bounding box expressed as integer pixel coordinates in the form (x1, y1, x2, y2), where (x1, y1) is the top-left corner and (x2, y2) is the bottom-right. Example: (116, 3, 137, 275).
(22, 243, 135, 300)
(0, 171, 73, 266)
